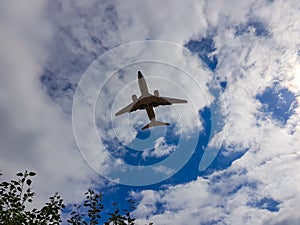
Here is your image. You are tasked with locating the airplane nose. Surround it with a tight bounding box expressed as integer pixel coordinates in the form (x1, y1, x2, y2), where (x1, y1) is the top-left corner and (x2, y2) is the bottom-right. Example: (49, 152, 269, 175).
(138, 71, 143, 79)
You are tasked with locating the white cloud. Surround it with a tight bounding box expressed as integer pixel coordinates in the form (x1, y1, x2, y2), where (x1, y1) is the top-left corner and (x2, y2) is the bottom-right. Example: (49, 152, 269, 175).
(113, 0, 208, 44)
(0, 0, 99, 206)
(2, 0, 300, 224)
(129, 0, 300, 224)
(0, 0, 215, 198)
(142, 137, 176, 159)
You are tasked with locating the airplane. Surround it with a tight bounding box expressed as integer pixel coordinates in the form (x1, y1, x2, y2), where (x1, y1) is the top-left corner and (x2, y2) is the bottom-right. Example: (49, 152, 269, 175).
(115, 71, 187, 130)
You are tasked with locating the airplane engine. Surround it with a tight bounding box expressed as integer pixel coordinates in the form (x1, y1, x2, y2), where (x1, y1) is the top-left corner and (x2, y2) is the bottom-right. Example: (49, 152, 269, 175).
(154, 90, 159, 97)
(132, 94, 138, 102)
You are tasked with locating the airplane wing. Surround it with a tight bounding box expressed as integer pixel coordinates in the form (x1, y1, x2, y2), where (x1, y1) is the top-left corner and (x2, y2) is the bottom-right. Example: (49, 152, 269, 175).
(159, 96, 188, 105)
(115, 102, 136, 116)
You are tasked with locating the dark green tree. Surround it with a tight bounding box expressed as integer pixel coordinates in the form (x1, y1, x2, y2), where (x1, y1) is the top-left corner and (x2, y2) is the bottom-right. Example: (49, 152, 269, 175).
(103, 198, 153, 225)
(1, 171, 154, 225)
(0, 170, 65, 225)
(67, 188, 104, 225)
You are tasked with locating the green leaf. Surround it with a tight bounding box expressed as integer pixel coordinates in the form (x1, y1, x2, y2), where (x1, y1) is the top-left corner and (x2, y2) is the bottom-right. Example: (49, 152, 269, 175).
(17, 186, 22, 192)
(28, 172, 36, 177)
(16, 172, 23, 177)
(26, 179, 32, 186)
(1, 181, 9, 187)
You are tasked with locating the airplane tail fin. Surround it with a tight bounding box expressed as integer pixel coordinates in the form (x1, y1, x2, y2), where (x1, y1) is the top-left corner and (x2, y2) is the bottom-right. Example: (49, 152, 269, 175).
(141, 121, 170, 130)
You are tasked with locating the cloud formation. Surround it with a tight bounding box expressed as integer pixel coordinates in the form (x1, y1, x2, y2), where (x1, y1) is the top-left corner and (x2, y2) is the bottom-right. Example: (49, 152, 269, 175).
(0, 0, 98, 206)
(1, 0, 300, 224)
(130, 0, 300, 224)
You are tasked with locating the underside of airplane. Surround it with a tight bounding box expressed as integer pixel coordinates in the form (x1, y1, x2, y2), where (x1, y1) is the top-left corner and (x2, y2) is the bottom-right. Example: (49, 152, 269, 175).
(115, 71, 187, 130)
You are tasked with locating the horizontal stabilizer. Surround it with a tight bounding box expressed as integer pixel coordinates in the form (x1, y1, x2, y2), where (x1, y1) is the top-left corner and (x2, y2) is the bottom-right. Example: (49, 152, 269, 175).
(141, 120, 170, 130)
(161, 97, 187, 104)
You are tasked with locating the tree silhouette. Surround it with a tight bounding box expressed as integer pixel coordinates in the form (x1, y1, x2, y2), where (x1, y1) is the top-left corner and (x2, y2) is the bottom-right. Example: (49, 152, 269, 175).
(0, 170, 64, 224)
(0, 171, 153, 225)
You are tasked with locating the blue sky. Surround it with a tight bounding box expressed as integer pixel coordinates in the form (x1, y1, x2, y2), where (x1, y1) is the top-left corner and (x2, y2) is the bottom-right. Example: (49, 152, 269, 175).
(1, 0, 300, 224)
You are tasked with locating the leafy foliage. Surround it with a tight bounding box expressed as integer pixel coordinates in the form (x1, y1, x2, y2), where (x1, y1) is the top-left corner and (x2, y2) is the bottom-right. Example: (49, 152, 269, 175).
(0, 170, 65, 225)
(0, 171, 154, 225)
(104, 201, 134, 225)
(67, 188, 104, 225)
(67, 191, 147, 225)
